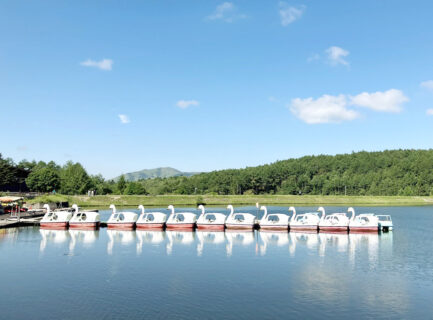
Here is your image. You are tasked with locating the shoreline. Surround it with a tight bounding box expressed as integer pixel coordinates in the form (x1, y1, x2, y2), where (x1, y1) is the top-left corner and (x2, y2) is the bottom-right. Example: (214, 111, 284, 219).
(24, 194, 433, 208)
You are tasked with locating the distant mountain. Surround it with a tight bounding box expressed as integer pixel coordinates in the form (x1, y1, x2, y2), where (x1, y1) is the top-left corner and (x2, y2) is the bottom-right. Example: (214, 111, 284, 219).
(114, 167, 200, 181)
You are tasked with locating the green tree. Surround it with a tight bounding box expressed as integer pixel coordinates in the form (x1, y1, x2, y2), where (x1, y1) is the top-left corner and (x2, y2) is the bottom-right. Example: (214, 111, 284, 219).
(60, 161, 92, 194)
(117, 175, 127, 194)
(26, 167, 60, 192)
(0, 154, 17, 188)
(124, 182, 147, 195)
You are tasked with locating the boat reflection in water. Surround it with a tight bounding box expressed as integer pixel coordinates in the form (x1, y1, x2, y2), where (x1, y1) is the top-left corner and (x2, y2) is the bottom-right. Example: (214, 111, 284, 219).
(68, 229, 99, 253)
(166, 230, 195, 255)
(196, 231, 226, 256)
(348, 232, 394, 267)
(289, 231, 319, 256)
(136, 230, 165, 255)
(225, 231, 255, 257)
(285, 231, 393, 262)
(318, 232, 349, 256)
(106, 229, 136, 255)
(39, 229, 70, 253)
(259, 231, 289, 256)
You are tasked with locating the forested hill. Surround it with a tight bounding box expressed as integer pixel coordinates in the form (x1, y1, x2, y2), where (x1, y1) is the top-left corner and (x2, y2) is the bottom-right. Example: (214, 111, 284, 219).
(114, 167, 199, 181)
(140, 149, 433, 196)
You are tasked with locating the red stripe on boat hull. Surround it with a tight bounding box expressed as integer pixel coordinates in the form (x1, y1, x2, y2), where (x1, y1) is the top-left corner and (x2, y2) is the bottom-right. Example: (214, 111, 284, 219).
(40, 222, 68, 229)
(197, 224, 225, 231)
(319, 226, 348, 233)
(260, 225, 289, 231)
(225, 224, 254, 230)
(107, 223, 135, 230)
(136, 223, 165, 230)
(290, 225, 318, 232)
(166, 223, 195, 230)
(69, 222, 100, 230)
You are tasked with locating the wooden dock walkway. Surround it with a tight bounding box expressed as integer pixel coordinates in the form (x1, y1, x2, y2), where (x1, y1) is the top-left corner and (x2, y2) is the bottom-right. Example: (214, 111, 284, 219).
(0, 220, 21, 229)
(0, 212, 43, 229)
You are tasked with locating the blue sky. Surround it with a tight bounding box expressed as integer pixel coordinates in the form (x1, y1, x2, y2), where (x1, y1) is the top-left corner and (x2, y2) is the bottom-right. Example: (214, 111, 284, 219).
(1, 0, 433, 178)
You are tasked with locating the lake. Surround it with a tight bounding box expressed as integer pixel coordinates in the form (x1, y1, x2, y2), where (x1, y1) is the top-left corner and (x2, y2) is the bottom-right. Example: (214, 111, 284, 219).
(1, 206, 432, 319)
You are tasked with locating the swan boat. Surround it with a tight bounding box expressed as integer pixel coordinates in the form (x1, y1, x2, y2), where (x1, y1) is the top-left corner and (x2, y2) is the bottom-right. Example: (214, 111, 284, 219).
(136, 205, 167, 230)
(166, 205, 197, 230)
(107, 204, 138, 229)
(289, 207, 320, 232)
(348, 207, 379, 233)
(225, 205, 257, 230)
(196, 205, 226, 231)
(318, 207, 351, 233)
(259, 205, 290, 231)
(40, 204, 72, 229)
(69, 204, 100, 229)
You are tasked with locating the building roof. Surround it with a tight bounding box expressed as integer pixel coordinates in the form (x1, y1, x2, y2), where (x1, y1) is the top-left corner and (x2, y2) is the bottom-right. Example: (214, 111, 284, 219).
(0, 196, 24, 203)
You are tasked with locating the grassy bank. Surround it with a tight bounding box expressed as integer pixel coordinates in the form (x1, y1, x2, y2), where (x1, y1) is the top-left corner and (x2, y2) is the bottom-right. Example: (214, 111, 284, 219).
(26, 194, 433, 208)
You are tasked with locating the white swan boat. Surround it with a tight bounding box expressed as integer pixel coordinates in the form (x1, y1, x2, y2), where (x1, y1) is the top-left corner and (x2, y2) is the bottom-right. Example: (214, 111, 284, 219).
(69, 204, 100, 229)
(225, 205, 257, 230)
(136, 205, 167, 230)
(166, 205, 197, 230)
(40, 204, 72, 229)
(289, 207, 320, 232)
(348, 207, 379, 233)
(318, 207, 351, 233)
(107, 204, 138, 229)
(196, 205, 226, 231)
(259, 205, 290, 231)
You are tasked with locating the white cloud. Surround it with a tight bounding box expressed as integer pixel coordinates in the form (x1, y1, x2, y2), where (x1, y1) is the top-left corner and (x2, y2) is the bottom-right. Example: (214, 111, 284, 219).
(290, 89, 408, 124)
(80, 59, 113, 71)
(206, 2, 246, 22)
(421, 80, 433, 91)
(325, 46, 349, 66)
(350, 89, 408, 113)
(427, 109, 433, 116)
(279, 2, 305, 26)
(118, 114, 130, 124)
(176, 100, 200, 109)
(290, 94, 359, 124)
(268, 96, 279, 103)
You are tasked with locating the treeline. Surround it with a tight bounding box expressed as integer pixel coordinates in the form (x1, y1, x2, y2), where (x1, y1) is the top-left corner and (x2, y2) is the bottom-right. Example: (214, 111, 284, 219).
(0, 154, 145, 195)
(139, 149, 433, 196)
(2, 149, 433, 196)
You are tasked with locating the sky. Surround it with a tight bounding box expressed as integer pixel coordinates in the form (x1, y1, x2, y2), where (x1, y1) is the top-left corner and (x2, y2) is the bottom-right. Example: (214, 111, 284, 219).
(1, 0, 433, 179)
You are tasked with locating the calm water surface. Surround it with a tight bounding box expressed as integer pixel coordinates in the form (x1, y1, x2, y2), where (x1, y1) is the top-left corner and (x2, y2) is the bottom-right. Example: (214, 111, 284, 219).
(1, 206, 433, 319)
